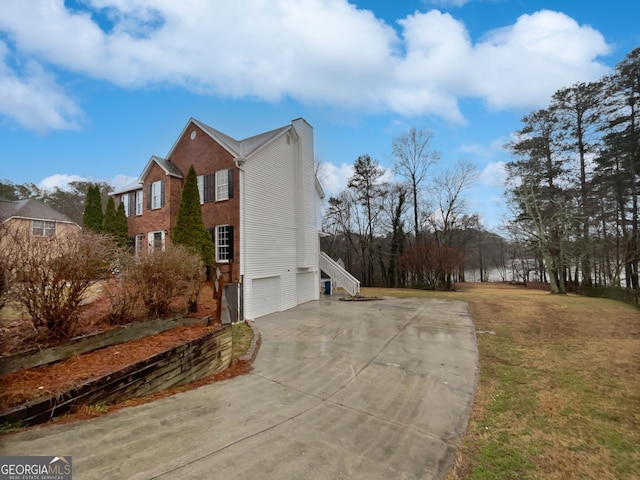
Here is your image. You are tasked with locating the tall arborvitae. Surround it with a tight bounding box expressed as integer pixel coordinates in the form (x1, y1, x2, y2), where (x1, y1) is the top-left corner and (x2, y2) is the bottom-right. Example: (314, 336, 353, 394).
(102, 196, 117, 235)
(82, 184, 103, 232)
(102, 196, 129, 246)
(173, 165, 214, 267)
(114, 202, 129, 246)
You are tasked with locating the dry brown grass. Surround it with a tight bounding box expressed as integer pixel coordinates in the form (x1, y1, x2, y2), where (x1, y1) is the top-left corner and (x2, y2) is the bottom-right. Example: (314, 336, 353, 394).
(362, 283, 640, 480)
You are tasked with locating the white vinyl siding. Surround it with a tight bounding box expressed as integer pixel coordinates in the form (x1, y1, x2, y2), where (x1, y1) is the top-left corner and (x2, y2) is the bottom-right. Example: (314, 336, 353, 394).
(241, 123, 319, 319)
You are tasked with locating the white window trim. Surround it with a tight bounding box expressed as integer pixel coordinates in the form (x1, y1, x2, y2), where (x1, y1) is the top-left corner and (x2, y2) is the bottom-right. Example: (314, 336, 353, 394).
(215, 224, 231, 263)
(151, 181, 163, 209)
(134, 233, 144, 257)
(147, 230, 165, 254)
(122, 193, 131, 217)
(197, 175, 205, 205)
(135, 190, 143, 215)
(215, 170, 229, 201)
(32, 220, 56, 237)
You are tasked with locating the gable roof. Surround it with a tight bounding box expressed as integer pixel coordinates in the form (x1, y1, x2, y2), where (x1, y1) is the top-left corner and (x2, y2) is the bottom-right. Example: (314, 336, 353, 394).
(167, 117, 294, 161)
(138, 155, 183, 182)
(0, 198, 78, 225)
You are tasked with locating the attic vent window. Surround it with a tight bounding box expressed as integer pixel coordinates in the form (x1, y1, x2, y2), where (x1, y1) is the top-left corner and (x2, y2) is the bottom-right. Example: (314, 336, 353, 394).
(190, 130, 196, 140)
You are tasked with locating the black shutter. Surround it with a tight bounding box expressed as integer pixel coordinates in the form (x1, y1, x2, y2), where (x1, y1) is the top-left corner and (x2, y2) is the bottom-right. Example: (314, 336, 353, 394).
(128, 194, 135, 217)
(228, 225, 234, 260)
(146, 184, 151, 209)
(228, 169, 234, 199)
(205, 174, 215, 202)
(160, 180, 165, 207)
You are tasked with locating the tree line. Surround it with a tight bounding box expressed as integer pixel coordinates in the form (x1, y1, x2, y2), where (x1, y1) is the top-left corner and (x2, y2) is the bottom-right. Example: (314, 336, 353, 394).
(504, 48, 639, 293)
(323, 48, 639, 293)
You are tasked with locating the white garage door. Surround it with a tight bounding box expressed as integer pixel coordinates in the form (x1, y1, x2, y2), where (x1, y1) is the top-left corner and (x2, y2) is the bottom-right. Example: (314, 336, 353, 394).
(251, 276, 280, 319)
(296, 272, 315, 305)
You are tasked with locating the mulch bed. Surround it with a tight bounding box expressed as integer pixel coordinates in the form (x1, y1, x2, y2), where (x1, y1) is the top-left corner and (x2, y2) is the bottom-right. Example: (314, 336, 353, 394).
(0, 282, 252, 427)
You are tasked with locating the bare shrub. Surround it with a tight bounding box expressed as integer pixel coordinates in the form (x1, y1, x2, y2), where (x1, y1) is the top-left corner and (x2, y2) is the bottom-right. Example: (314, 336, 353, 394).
(8, 228, 118, 340)
(102, 252, 144, 325)
(129, 245, 206, 318)
(0, 224, 18, 310)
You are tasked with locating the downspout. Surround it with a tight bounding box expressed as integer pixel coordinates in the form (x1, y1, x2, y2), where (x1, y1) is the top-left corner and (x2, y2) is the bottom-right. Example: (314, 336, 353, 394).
(234, 156, 247, 320)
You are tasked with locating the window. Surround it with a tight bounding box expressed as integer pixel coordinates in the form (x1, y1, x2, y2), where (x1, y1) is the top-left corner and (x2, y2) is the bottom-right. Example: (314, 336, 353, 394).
(32, 220, 56, 237)
(147, 231, 165, 253)
(134, 234, 144, 256)
(196, 174, 215, 204)
(121, 193, 136, 217)
(215, 169, 233, 201)
(197, 175, 204, 204)
(146, 180, 165, 210)
(135, 190, 143, 215)
(215, 225, 233, 263)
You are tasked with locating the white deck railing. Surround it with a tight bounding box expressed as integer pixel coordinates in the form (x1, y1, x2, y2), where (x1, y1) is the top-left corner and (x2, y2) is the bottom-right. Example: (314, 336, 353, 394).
(319, 252, 361, 296)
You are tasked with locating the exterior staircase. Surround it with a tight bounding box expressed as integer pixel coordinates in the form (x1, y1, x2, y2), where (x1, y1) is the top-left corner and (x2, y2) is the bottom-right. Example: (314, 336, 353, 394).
(319, 252, 361, 296)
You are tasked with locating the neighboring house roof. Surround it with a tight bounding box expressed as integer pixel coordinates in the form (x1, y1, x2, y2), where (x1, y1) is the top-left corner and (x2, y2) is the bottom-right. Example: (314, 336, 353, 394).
(0, 198, 78, 226)
(138, 155, 184, 182)
(167, 117, 294, 161)
(111, 180, 143, 195)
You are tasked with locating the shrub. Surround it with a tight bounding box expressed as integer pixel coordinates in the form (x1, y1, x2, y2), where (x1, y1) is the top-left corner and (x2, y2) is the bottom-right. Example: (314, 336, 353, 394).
(128, 245, 206, 318)
(7, 229, 117, 340)
(102, 253, 144, 325)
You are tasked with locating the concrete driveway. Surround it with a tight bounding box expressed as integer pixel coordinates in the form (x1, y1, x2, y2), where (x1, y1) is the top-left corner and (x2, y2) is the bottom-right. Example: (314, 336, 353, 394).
(0, 295, 478, 479)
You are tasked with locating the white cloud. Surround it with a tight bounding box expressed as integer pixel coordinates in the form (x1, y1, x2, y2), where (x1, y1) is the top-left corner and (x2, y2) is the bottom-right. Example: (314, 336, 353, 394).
(38, 174, 85, 191)
(470, 10, 610, 109)
(37, 173, 138, 192)
(426, 0, 474, 7)
(318, 161, 395, 197)
(0, 1, 612, 131)
(318, 162, 354, 197)
(0, 42, 82, 132)
(478, 161, 506, 188)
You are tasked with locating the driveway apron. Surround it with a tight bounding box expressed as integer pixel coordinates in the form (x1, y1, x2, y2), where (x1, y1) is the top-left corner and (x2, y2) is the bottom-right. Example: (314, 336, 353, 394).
(0, 295, 478, 479)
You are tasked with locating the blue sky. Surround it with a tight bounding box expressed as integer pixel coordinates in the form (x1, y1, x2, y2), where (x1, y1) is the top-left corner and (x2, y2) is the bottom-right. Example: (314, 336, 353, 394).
(0, 0, 637, 231)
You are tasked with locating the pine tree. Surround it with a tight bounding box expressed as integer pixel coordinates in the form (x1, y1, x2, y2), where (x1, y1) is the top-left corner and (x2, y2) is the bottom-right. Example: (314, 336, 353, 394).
(115, 202, 129, 246)
(102, 196, 129, 246)
(82, 185, 103, 232)
(102, 196, 117, 235)
(173, 165, 214, 267)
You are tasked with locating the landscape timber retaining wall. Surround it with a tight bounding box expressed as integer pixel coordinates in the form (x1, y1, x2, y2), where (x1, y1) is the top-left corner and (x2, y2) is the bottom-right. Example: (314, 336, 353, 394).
(0, 315, 210, 376)
(0, 325, 232, 427)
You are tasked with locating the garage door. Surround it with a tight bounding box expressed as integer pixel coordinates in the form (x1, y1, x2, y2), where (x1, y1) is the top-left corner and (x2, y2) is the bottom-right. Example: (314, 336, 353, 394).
(251, 276, 280, 319)
(296, 272, 315, 305)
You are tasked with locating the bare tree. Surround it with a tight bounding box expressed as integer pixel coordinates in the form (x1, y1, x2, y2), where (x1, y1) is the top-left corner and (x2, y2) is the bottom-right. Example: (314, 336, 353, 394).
(392, 127, 440, 240)
(429, 159, 478, 247)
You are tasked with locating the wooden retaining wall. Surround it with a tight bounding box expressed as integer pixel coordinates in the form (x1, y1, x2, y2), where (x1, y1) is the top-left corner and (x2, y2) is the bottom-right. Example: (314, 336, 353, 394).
(0, 315, 210, 376)
(0, 325, 232, 427)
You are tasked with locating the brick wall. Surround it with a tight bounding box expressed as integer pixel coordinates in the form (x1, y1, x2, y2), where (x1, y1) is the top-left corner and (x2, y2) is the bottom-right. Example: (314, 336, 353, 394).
(127, 122, 241, 284)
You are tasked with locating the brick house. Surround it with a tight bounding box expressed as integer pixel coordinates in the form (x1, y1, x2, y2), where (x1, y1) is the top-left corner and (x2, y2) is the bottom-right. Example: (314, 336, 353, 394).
(113, 117, 330, 320)
(0, 198, 81, 239)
